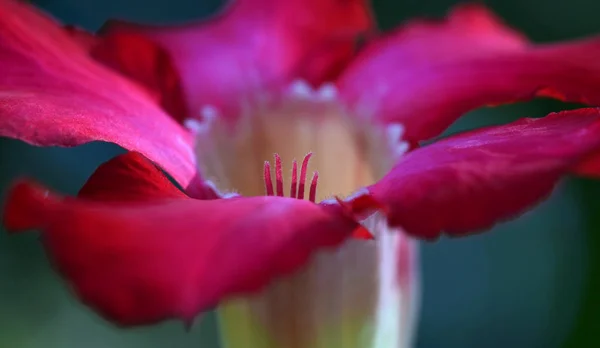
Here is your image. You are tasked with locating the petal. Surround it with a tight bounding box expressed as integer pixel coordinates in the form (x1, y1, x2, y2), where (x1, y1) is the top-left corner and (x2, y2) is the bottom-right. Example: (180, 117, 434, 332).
(338, 4, 600, 145)
(78, 151, 221, 200)
(100, 0, 376, 119)
(2, 153, 359, 326)
(90, 31, 188, 122)
(0, 0, 197, 188)
(364, 108, 600, 240)
(77, 152, 188, 202)
(63, 24, 99, 50)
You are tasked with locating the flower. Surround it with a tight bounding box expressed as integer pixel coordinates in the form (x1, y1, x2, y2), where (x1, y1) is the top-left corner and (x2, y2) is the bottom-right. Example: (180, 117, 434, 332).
(2, 1, 600, 348)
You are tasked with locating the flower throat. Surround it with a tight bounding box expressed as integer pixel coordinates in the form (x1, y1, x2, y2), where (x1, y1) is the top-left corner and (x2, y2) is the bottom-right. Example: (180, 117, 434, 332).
(188, 82, 400, 201)
(186, 82, 416, 348)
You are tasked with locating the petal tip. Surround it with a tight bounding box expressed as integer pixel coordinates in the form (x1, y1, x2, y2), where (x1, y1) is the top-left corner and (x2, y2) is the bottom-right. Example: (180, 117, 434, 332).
(351, 226, 375, 240)
(3, 180, 57, 233)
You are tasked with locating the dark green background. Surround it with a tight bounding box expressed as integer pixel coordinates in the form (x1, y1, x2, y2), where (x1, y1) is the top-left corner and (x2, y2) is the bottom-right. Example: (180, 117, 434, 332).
(1, 0, 599, 347)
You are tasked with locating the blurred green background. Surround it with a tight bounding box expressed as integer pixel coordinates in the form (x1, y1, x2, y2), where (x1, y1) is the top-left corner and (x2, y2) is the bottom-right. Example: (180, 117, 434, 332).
(1, 0, 600, 347)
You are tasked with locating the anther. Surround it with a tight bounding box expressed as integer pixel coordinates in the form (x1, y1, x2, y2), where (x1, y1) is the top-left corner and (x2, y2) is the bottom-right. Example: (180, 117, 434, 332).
(309, 171, 319, 203)
(290, 160, 298, 198)
(264, 161, 274, 196)
(274, 154, 284, 197)
(263, 153, 319, 201)
(297, 152, 312, 200)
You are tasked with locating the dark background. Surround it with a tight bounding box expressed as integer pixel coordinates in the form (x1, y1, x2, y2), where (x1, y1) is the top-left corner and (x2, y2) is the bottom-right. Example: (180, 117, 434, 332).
(1, 0, 599, 347)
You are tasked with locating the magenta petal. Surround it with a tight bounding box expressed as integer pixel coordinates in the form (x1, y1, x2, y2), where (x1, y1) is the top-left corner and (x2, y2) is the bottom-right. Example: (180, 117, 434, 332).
(366, 108, 600, 239)
(338, 4, 600, 144)
(3, 152, 359, 326)
(101, 0, 376, 119)
(0, 0, 197, 188)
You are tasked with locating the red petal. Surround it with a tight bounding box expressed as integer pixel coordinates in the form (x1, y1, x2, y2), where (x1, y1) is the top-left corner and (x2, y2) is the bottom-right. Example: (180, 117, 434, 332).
(2, 153, 359, 326)
(351, 227, 375, 240)
(573, 155, 600, 177)
(78, 152, 187, 202)
(339, 4, 600, 145)
(63, 24, 99, 50)
(0, 0, 197, 188)
(364, 108, 600, 240)
(100, 0, 376, 119)
(90, 31, 188, 122)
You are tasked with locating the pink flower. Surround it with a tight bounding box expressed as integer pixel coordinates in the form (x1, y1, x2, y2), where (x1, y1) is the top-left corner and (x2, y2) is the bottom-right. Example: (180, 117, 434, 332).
(2, 0, 600, 347)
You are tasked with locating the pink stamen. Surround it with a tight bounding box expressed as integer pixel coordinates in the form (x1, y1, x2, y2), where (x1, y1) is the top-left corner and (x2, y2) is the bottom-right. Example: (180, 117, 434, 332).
(297, 152, 312, 200)
(263, 161, 274, 196)
(274, 154, 284, 197)
(309, 171, 319, 203)
(290, 160, 298, 198)
(263, 152, 318, 201)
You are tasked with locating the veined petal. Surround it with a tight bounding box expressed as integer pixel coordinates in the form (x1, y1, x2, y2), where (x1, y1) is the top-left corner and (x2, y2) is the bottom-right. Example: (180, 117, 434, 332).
(339, 4, 600, 145)
(363, 108, 600, 240)
(100, 0, 376, 119)
(0, 0, 197, 188)
(2, 152, 359, 326)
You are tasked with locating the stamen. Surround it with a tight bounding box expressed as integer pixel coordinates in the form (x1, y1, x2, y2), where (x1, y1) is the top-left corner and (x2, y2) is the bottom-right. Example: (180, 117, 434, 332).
(263, 153, 319, 201)
(274, 154, 284, 197)
(263, 161, 274, 196)
(290, 160, 298, 198)
(297, 152, 313, 200)
(309, 171, 319, 203)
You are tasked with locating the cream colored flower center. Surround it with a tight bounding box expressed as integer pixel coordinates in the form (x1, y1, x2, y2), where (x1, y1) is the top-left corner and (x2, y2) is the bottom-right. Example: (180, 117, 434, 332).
(187, 81, 417, 348)
(189, 82, 406, 200)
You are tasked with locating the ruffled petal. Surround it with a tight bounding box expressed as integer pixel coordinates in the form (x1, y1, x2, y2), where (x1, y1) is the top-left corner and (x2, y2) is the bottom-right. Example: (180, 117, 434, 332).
(338, 4, 600, 145)
(100, 0, 376, 119)
(363, 108, 600, 239)
(2, 152, 359, 326)
(0, 0, 197, 187)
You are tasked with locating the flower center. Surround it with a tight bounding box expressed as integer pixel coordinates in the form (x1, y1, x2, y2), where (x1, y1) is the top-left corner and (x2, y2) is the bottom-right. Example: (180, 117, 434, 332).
(187, 81, 407, 201)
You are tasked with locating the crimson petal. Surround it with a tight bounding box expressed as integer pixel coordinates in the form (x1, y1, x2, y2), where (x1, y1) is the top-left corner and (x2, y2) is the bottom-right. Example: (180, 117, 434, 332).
(89, 31, 188, 122)
(365, 108, 600, 240)
(3, 152, 359, 326)
(0, 0, 197, 188)
(100, 0, 376, 119)
(77, 152, 188, 201)
(339, 4, 600, 145)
